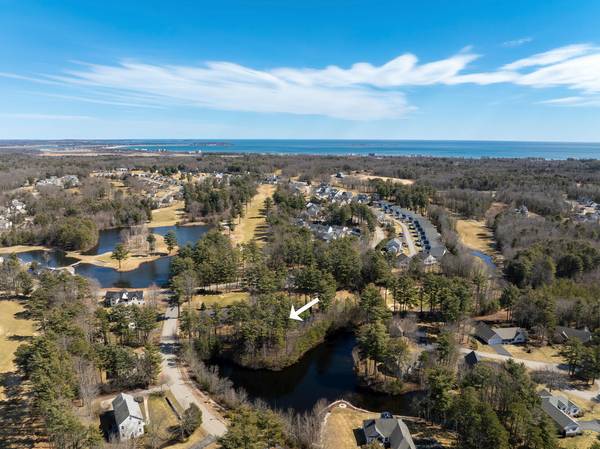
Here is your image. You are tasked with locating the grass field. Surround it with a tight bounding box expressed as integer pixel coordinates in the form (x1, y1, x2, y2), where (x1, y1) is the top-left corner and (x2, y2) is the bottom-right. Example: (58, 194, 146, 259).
(0, 299, 35, 400)
(455, 219, 497, 254)
(229, 184, 275, 246)
(151, 200, 186, 227)
(192, 290, 250, 308)
(0, 300, 34, 374)
(0, 245, 47, 255)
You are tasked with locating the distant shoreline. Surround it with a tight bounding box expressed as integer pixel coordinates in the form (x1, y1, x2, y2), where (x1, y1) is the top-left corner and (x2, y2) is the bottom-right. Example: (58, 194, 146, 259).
(1, 139, 600, 160)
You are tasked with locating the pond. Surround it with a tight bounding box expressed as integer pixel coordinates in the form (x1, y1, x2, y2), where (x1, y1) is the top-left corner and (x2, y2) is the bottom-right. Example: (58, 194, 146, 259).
(15, 224, 210, 288)
(471, 250, 497, 270)
(16, 249, 79, 268)
(85, 224, 210, 255)
(212, 331, 419, 414)
(74, 256, 173, 288)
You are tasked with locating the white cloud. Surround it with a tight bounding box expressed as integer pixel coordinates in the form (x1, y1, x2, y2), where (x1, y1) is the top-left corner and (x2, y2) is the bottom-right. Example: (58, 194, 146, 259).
(502, 37, 533, 48)
(0, 113, 92, 120)
(4, 43, 600, 120)
(502, 44, 594, 70)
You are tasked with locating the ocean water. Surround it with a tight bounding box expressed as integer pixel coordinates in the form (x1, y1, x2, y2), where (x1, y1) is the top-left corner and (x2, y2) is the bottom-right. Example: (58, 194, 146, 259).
(116, 139, 600, 159)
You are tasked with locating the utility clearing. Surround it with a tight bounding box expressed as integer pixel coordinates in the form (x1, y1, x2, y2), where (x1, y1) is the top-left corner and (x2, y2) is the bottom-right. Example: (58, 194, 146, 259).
(229, 184, 275, 246)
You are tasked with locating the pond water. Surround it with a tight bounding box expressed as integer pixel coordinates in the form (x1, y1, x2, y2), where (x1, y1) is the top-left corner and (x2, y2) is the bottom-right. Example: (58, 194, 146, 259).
(212, 331, 419, 414)
(85, 224, 210, 255)
(74, 256, 173, 288)
(16, 249, 79, 268)
(471, 250, 497, 269)
(15, 224, 209, 288)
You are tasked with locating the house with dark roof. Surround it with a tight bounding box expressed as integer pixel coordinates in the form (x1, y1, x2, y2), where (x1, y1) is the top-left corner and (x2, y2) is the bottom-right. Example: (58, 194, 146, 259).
(464, 350, 481, 367)
(105, 290, 145, 307)
(539, 390, 582, 417)
(553, 326, 592, 344)
(474, 322, 527, 345)
(540, 395, 581, 436)
(112, 393, 145, 440)
(362, 416, 416, 449)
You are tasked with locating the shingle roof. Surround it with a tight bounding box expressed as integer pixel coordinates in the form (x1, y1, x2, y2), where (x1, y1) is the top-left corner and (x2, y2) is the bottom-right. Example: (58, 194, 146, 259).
(474, 323, 498, 342)
(112, 393, 144, 426)
(554, 326, 592, 343)
(541, 397, 579, 429)
(464, 350, 481, 366)
(493, 327, 524, 341)
(362, 418, 416, 449)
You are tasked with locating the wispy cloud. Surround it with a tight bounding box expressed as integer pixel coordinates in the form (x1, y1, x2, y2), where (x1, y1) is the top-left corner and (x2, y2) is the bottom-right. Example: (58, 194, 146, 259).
(4, 43, 600, 120)
(0, 113, 93, 120)
(502, 37, 533, 48)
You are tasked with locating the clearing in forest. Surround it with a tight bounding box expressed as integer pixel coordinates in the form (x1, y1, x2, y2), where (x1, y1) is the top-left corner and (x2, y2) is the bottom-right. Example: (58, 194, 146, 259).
(455, 219, 496, 254)
(0, 299, 35, 399)
(151, 200, 186, 227)
(229, 183, 275, 246)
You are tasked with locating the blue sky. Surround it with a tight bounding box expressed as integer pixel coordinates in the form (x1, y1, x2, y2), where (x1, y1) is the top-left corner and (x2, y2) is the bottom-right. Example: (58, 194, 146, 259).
(1, 0, 599, 140)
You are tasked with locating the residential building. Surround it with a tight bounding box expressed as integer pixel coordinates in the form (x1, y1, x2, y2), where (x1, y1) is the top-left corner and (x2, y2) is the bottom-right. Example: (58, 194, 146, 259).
(362, 416, 416, 449)
(112, 393, 145, 440)
(464, 350, 481, 368)
(553, 326, 592, 344)
(105, 290, 145, 307)
(474, 323, 527, 345)
(384, 238, 403, 256)
(539, 389, 582, 417)
(539, 394, 581, 437)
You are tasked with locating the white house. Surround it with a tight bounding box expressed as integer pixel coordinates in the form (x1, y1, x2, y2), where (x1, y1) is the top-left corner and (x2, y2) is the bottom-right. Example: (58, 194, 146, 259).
(105, 290, 145, 307)
(474, 323, 528, 345)
(112, 393, 145, 440)
(384, 238, 403, 256)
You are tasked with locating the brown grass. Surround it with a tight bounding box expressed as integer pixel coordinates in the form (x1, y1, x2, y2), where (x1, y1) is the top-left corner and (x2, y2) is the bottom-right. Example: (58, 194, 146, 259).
(322, 406, 455, 449)
(0, 299, 35, 401)
(229, 184, 275, 246)
(151, 200, 186, 227)
(192, 291, 250, 308)
(351, 173, 415, 185)
(455, 219, 496, 254)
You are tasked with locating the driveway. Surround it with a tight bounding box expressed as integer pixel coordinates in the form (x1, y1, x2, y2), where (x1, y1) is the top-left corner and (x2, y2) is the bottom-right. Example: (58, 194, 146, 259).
(580, 420, 600, 432)
(160, 303, 227, 437)
(490, 344, 512, 357)
(397, 220, 417, 257)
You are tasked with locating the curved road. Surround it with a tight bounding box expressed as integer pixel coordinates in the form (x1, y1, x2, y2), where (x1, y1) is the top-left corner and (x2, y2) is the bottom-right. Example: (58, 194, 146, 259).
(459, 347, 599, 402)
(160, 303, 227, 437)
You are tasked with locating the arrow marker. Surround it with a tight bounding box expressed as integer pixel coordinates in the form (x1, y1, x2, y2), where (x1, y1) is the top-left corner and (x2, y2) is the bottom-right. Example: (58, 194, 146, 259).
(289, 298, 319, 321)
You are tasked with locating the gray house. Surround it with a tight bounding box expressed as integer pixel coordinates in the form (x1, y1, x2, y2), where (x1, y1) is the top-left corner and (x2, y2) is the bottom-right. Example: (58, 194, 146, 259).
(540, 396, 581, 437)
(362, 417, 416, 449)
(539, 389, 582, 417)
(474, 323, 527, 345)
(553, 326, 592, 344)
(112, 393, 145, 440)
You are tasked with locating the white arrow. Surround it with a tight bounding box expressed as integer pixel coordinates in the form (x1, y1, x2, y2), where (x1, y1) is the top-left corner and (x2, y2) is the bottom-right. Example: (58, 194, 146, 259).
(289, 298, 320, 321)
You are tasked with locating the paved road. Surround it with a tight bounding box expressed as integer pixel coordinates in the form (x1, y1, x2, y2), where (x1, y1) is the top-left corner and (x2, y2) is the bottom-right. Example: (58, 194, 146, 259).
(459, 347, 600, 402)
(397, 220, 417, 256)
(370, 225, 385, 249)
(160, 304, 227, 437)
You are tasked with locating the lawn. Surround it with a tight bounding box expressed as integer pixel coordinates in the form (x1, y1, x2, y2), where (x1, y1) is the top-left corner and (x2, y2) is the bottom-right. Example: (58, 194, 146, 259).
(229, 184, 275, 246)
(192, 290, 250, 308)
(503, 344, 564, 363)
